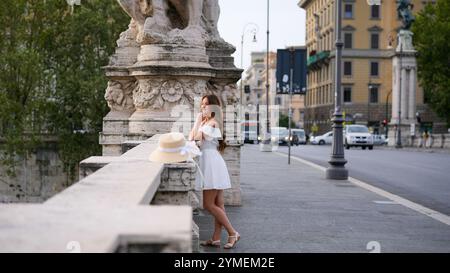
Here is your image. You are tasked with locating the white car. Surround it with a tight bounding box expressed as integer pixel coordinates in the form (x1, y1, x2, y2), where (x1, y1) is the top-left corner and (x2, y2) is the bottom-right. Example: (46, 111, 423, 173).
(311, 131, 333, 145)
(344, 125, 374, 150)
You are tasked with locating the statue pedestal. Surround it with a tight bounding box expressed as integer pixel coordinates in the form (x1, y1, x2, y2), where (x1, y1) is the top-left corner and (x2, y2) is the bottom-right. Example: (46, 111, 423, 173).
(387, 122, 419, 147)
(101, 36, 243, 205)
(101, 0, 245, 204)
(389, 30, 418, 148)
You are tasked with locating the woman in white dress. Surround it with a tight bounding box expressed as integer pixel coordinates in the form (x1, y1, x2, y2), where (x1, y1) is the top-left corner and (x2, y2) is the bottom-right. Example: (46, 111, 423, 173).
(188, 94, 240, 249)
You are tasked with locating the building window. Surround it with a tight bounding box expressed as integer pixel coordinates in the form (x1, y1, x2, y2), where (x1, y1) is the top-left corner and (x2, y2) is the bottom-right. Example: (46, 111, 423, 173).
(344, 33, 353, 49)
(343, 86, 352, 103)
(371, 5, 380, 19)
(344, 61, 352, 76)
(344, 4, 353, 19)
(371, 33, 379, 49)
(370, 61, 379, 77)
(369, 86, 379, 103)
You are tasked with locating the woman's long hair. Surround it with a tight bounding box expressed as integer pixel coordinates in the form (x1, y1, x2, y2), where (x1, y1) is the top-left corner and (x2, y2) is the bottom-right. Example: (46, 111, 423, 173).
(201, 94, 226, 153)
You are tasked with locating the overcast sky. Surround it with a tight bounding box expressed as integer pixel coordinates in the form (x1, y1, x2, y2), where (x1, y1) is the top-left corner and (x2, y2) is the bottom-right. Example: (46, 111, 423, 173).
(217, 0, 306, 71)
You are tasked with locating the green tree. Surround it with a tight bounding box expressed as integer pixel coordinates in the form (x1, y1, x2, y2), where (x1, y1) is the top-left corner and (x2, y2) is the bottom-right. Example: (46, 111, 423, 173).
(278, 113, 296, 128)
(412, 0, 450, 126)
(0, 0, 129, 179)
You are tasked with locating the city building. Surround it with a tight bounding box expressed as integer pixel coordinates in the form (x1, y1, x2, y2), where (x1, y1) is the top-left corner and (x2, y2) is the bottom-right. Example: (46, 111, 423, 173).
(242, 52, 266, 107)
(298, 0, 444, 136)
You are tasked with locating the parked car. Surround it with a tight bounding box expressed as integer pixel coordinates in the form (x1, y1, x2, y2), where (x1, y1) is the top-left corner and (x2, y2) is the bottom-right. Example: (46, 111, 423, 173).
(311, 131, 333, 145)
(373, 134, 387, 146)
(344, 125, 374, 150)
(291, 129, 307, 145)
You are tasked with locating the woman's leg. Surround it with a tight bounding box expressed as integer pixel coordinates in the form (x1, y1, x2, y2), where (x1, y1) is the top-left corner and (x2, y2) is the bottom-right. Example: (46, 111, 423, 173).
(203, 189, 236, 236)
(211, 190, 226, 240)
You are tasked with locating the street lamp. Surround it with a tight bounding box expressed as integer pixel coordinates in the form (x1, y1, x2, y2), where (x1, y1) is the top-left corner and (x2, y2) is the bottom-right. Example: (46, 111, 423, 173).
(396, 42, 403, 148)
(260, 0, 272, 151)
(368, 83, 373, 128)
(240, 23, 259, 109)
(326, 0, 381, 179)
(326, 0, 348, 180)
(265, 0, 271, 139)
(385, 89, 392, 138)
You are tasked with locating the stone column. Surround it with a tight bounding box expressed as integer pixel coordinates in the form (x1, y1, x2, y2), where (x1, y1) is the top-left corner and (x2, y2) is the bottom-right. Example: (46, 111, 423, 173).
(408, 68, 416, 121)
(391, 62, 400, 124)
(400, 68, 408, 122)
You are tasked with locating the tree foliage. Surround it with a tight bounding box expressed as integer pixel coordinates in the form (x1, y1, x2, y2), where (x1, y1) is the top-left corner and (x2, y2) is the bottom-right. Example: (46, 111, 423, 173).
(0, 0, 129, 179)
(412, 0, 450, 126)
(278, 113, 296, 129)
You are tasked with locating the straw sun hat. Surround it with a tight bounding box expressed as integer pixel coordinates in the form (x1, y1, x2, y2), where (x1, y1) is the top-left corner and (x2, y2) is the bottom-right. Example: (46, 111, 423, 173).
(149, 132, 201, 163)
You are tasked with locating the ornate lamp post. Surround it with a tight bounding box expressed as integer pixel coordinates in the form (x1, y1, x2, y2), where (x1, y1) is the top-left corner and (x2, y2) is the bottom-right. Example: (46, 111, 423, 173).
(260, 0, 272, 152)
(325, 0, 348, 179)
(326, 0, 381, 179)
(240, 23, 259, 109)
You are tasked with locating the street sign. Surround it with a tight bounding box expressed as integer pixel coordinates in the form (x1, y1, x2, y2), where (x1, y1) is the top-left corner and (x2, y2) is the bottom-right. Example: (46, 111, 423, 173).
(276, 48, 307, 95)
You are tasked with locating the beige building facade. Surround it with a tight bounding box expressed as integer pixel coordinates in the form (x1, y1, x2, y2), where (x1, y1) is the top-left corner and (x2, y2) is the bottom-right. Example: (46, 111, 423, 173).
(299, 0, 443, 136)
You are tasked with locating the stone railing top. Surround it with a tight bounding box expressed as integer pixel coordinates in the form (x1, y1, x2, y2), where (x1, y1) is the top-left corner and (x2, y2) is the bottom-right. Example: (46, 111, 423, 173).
(0, 204, 191, 253)
(45, 136, 163, 207)
(0, 134, 193, 253)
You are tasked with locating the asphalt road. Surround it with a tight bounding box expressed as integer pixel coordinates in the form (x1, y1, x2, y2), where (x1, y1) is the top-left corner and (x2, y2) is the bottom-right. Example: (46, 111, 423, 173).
(271, 144, 450, 215)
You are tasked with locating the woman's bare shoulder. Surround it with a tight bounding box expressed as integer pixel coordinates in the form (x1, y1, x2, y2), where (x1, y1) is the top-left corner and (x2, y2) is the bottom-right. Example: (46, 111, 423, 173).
(206, 119, 219, 128)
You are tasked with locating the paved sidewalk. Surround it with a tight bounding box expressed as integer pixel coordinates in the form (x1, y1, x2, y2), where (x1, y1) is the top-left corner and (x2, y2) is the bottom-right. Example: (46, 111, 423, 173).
(194, 144, 450, 253)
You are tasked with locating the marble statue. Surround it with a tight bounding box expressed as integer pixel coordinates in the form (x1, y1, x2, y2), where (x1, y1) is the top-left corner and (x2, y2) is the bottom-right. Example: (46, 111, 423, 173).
(396, 0, 415, 30)
(117, 0, 224, 46)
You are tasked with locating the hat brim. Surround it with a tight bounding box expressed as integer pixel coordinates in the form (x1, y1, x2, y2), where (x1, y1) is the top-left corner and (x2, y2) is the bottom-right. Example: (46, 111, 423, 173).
(149, 150, 197, 164)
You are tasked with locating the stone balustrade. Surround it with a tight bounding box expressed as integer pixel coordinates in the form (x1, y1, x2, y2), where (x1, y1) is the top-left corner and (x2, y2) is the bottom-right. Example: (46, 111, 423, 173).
(409, 133, 450, 149)
(0, 135, 198, 253)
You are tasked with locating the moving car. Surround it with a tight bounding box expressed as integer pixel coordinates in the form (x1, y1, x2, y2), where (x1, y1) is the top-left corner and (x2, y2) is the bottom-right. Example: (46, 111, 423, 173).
(344, 125, 374, 150)
(311, 131, 333, 145)
(270, 127, 289, 145)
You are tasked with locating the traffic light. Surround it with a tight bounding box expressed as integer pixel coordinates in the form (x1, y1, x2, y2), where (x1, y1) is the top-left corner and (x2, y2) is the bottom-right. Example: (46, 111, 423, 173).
(382, 119, 388, 126)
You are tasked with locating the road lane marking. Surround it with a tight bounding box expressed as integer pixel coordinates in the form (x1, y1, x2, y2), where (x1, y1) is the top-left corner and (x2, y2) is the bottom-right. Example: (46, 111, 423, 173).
(373, 201, 399, 205)
(274, 151, 450, 226)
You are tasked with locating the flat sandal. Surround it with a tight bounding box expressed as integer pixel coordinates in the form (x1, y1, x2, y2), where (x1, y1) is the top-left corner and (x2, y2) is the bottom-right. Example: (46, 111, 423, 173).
(200, 239, 221, 247)
(223, 232, 240, 249)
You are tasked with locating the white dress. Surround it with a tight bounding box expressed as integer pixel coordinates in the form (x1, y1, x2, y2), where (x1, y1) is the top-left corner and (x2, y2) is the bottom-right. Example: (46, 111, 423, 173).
(195, 124, 232, 191)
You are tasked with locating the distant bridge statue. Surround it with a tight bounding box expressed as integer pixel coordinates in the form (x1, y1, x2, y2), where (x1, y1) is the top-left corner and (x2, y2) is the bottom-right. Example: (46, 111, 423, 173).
(396, 0, 415, 30)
